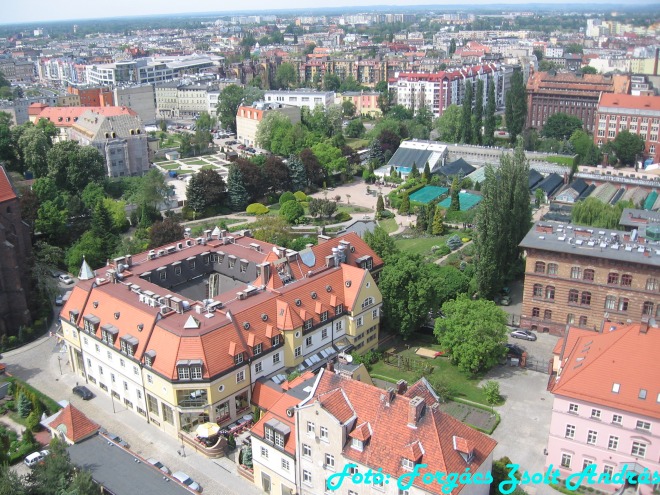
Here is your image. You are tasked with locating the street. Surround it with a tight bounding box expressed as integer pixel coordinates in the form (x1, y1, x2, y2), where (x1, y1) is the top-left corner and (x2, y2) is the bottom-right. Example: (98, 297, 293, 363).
(3, 332, 263, 495)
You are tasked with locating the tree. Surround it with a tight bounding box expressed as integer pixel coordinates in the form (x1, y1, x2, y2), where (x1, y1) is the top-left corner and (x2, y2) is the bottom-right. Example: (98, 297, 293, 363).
(279, 191, 296, 205)
(542, 113, 583, 141)
(300, 148, 324, 186)
(398, 191, 410, 214)
(227, 164, 250, 211)
(319, 199, 337, 218)
(611, 130, 646, 167)
(535, 187, 545, 208)
(376, 194, 384, 214)
(482, 380, 501, 408)
(449, 177, 460, 212)
(323, 73, 341, 92)
(473, 79, 484, 145)
(217, 84, 245, 133)
(461, 81, 473, 144)
(533, 48, 544, 61)
(571, 197, 634, 229)
(378, 253, 441, 339)
(17, 124, 51, 178)
(570, 130, 601, 165)
(423, 162, 432, 182)
(256, 111, 292, 151)
(17, 392, 32, 417)
(275, 62, 297, 89)
(0, 464, 27, 495)
(46, 141, 105, 194)
(342, 100, 356, 118)
(311, 142, 348, 176)
(435, 104, 462, 143)
(287, 155, 307, 192)
(345, 119, 365, 138)
(580, 65, 598, 74)
(505, 71, 526, 144)
(434, 295, 508, 374)
(279, 200, 304, 224)
(474, 142, 531, 298)
(449, 38, 457, 57)
(149, 217, 184, 248)
(242, 442, 253, 469)
(491, 457, 521, 495)
(186, 169, 226, 215)
(263, 155, 291, 193)
(252, 215, 294, 246)
(91, 200, 118, 262)
(483, 79, 496, 147)
(431, 205, 445, 235)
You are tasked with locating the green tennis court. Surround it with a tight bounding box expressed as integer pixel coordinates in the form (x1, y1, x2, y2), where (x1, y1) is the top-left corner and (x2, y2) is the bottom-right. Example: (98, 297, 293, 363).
(409, 186, 449, 204)
(438, 192, 483, 211)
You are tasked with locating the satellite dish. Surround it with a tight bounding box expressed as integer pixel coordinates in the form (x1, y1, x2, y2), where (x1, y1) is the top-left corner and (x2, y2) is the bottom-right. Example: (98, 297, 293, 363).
(346, 355, 353, 363)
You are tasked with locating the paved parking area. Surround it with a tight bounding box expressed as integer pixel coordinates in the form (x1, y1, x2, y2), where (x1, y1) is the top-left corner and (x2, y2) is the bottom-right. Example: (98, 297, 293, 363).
(482, 331, 559, 495)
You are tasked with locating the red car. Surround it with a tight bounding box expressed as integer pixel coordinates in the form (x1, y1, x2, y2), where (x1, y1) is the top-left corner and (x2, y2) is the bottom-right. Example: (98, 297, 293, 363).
(237, 144, 246, 150)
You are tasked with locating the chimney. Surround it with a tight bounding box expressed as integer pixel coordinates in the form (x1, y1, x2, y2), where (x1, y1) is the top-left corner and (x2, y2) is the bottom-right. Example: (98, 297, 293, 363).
(397, 379, 408, 395)
(408, 396, 425, 427)
(640, 317, 649, 334)
(318, 234, 331, 244)
(326, 361, 334, 373)
(387, 387, 396, 403)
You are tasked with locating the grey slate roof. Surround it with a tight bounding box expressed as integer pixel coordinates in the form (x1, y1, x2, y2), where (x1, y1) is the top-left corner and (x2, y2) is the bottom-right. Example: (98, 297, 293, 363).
(388, 147, 433, 169)
(528, 169, 544, 189)
(67, 435, 191, 495)
(435, 158, 475, 177)
(72, 111, 144, 141)
(533, 173, 564, 196)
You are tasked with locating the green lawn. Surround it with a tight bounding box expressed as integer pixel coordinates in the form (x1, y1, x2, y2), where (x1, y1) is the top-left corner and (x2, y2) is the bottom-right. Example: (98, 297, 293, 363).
(201, 164, 218, 170)
(371, 337, 489, 405)
(394, 235, 447, 257)
(378, 218, 398, 233)
(160, 163, 181, 171)
(346, 138, 369, 150)
(181, 159, 208, 165)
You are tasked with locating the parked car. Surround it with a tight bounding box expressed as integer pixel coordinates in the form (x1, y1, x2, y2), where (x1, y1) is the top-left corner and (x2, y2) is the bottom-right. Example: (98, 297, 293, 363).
(500, 295, 511, 306)
(237, 144, 246, 150)
(510, 329, 537, 341)
(55, 295, 63, 306)
(147, 458, 171, 475)
(246, 147, 256, 153)
(59, 274, 74, 285)
(72, 385, 94, 400)
(24, 450, 49, 468)
(172, 471, 202, 492)
(504, 343, 525, 358)
(104, 432, 130, 449)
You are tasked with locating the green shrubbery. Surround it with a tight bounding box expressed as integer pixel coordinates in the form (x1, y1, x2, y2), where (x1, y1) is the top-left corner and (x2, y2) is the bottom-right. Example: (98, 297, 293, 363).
(279, 192, 296, 205)
(334, 211, 351, 222)
(293, 191, 307, 202)
(246, 203, 270, 215)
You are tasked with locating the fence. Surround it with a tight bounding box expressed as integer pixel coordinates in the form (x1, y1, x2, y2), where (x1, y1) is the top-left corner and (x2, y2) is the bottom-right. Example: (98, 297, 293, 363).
(525, 355, 552, 375)
(383, 352, 434, 375)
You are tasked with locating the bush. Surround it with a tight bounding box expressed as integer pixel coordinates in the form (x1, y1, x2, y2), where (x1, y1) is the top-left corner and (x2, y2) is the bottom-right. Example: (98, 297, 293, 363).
(279, 200, 305, 224)
(293, 191, 307, 202)
(334, 211, 351, 222)
(246, 203, 269, 215)
(279, 192, 296, 205)
(379, 209, 394, 219)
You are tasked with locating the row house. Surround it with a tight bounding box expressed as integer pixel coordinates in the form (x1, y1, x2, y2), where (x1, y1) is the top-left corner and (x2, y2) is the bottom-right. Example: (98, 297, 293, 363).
(59, 232, 383, 440)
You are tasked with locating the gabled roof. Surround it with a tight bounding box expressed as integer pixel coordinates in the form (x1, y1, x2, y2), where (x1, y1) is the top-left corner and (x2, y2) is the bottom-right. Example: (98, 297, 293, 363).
(534, 173, 564, 195)
(310, 371, 497, 495)
(551, 323, 660, 419)
(0, 166, 17, 203)
(528, 169, 544, 189)
(318, 388, 355, 424)
(47, 404, 99, 444)
(435, 158, 476, 178)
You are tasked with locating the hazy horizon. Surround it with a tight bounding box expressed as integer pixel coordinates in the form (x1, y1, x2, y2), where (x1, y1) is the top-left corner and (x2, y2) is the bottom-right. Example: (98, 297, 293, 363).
(4, 0, 654, 26)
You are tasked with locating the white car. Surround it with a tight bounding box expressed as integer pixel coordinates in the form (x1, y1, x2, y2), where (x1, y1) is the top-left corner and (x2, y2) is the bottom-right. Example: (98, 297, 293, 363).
(59, 274, 74, 285)
(24, 450, 49, 468)
(172, 471, 202, 492)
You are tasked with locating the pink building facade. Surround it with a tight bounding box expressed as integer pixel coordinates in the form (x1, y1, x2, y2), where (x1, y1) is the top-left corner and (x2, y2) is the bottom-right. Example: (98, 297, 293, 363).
(546, 323, 660, 495)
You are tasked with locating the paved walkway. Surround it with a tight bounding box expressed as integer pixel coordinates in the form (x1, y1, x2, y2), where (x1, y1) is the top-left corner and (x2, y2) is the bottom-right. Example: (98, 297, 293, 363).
(3, 330, 262, 495)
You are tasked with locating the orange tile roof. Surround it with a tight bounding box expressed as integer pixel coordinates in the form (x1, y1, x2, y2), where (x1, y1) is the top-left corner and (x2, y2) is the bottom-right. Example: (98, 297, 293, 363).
(251, 380, 284, 411)
(0, 167, 17, 203)
(312, 371, 498, 495)
(551, 323, 660, 419)
(349, 421, 372, 441)
(452, 436, 473, 455)
(599, 93, 660, 111)
(251, 393, 300, 456)
(318, 388, 355, 424)
(47, 404, 99, 443)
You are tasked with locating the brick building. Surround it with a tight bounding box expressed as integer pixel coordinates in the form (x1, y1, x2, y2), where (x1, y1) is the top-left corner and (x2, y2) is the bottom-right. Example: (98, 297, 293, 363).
(67, 85, 114, 107)
(526, 71, 630, 132)
(594, 93, 660, 165)
(519, 221, 660, 336)
(0, 167, 33, 338)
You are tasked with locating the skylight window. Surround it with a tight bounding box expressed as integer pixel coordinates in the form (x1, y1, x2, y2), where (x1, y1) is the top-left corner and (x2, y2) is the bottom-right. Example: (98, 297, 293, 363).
(612, 383, 620, 393)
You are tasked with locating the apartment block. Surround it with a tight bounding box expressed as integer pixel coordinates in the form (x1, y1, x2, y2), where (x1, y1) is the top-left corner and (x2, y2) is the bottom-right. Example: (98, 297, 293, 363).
(236, 102, 301, 147)
(519, 222, 660, 336)
(264, 90, 335, 111)
(546, 322, 659, 495)
(59, 232, 383, 440)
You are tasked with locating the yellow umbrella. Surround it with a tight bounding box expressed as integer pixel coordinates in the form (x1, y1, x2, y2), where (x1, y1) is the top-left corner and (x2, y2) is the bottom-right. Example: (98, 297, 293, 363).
(195, 422, 220, 438)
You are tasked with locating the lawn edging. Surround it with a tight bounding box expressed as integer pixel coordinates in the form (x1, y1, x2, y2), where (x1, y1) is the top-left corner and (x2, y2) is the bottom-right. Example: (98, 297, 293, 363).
(451, 397, 501, 434)
(370, 374, 399, 384)
(5, 376, 61, 416)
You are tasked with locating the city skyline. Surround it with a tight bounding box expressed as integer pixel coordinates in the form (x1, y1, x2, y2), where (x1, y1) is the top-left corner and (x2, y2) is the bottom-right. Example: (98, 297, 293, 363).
(4, 0, 651, 25)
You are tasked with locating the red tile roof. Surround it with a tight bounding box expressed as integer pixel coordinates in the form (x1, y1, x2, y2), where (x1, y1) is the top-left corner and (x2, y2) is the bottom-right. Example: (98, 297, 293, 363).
(47, 404, 99, 444)
(251, 380, 284, 411)
(0, 167, 17, 203)
(318, 388, 355, 424)
(599, 93, 660, 111)
(251, 393, 300, 456)
(35, 106, 137, 127)
(551, 323, 660, 419)
(312, 371, 497, 495)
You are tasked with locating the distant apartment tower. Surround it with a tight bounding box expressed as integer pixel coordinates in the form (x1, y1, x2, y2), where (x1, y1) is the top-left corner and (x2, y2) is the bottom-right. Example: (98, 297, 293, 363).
(388, 64, 504, 117)
(264, 90, 335, 111)
(526, 71, 630, 132)
(113, 84, 157, 125)
(594, 94, 660, 165)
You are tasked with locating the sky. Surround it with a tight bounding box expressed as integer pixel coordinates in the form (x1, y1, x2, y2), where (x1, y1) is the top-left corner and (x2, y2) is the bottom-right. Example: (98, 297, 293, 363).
(4, 0, 630, 25)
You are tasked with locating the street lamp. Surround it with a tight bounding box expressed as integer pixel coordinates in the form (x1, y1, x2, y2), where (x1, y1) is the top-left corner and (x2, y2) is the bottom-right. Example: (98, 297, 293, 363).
(57, 356, 62, 376)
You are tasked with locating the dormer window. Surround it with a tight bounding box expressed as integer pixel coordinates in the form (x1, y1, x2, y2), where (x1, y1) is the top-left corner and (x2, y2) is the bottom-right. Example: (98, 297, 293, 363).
(120, 335, 138, 357)
(351, 438, 364, 451)
(144, 350, 155, 367)
(272, 335, 281, 346)
(304, 319, 313, 331)
(264, 418, 290, 450)
(253, 343, 262, 356)
(235, 353, 244, 365)
(83, 315, 100, 334)
(335, 304, 343, 315)
(401, 458, 415, 471)
(320, 311, 328, 322)
(69, 310, 79, 324)
(191, 364, 203, 379)
(178, 365, 190, 380)
(100, 325, 118, 345)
